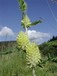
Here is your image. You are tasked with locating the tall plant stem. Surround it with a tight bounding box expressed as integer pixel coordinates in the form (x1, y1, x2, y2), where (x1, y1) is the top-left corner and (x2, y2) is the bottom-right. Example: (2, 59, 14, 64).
(32, 67, 36, 76)
(25, 26, 28, 35)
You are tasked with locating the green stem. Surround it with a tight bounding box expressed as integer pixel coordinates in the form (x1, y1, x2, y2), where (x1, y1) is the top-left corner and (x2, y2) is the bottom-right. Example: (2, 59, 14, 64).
(32, 67, 36, 76)
(25, 26, 28, 35)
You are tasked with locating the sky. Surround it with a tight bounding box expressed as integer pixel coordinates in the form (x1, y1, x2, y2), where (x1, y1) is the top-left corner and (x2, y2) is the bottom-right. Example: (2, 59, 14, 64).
(0, 0, 57, 44)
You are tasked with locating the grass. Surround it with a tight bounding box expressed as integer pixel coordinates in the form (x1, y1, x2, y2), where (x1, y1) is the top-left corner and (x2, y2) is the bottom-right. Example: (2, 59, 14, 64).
(0, 41, 57, 76)
(0, 50, 57, 76)
(0, 51, 32, 76)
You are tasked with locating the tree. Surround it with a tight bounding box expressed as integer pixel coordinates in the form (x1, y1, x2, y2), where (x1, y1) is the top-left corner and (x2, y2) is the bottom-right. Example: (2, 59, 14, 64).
(17, 0, 42, 76)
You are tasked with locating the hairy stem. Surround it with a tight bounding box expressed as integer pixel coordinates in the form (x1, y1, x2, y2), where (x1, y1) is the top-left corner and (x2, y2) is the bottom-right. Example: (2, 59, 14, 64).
(25, 26, 28, 35)
(32, 67, 36, 76)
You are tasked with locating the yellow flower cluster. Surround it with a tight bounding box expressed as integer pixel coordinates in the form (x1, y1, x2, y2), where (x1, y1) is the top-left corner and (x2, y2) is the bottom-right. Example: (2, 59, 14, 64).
(17, 31, 41, 68)
(16, 31, 30, 50)
(21, 14, 31, 28)
(26, 43, 41, 67)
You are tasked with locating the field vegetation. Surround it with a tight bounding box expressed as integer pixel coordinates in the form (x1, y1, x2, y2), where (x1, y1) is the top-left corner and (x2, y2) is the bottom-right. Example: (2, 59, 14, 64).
(0, 36, 57, 76)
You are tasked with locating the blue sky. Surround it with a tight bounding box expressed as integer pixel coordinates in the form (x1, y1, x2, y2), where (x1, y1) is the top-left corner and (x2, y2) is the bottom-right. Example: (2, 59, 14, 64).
(0, 0, 57, 44)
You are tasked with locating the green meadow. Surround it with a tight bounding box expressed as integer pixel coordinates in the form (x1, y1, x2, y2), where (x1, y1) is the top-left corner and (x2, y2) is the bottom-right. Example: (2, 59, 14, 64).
(0, 38, 57, 76)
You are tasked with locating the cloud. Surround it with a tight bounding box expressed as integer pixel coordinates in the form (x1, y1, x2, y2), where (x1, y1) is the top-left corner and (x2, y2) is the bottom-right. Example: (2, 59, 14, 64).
(0, 26, 15, 41)
(28, 30, 51, 44)
(0, 26, 14, 36)
(0, 27, 51, 43)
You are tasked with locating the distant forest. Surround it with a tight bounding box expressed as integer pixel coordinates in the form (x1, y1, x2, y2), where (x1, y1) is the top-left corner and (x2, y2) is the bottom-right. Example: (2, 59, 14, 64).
(49, 36, 57, 42)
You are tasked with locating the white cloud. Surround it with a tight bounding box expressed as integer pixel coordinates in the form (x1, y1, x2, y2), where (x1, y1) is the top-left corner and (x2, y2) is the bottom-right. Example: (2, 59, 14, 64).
(0, 26, 14, 36)
(0, 26, 15, 41)
(28, 30, 51, 44)
(0, 27, 51, 43)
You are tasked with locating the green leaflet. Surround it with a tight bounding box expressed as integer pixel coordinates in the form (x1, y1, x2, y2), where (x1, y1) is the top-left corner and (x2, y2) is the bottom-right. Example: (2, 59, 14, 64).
(26, 43, 41, 68)
(18, 0, 27, 12)
(16, 31, 30, 50)
(21, 14, 42, 29)
(18, 0, 42, 29)
(29, 20, 42, 26)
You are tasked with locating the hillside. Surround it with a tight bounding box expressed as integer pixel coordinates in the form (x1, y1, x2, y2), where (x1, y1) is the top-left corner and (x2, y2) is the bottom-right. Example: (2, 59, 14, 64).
(39, 40, 57, 57)
(0, 39, 57, 56)
(0, 41, 16, 55)
(0, 39, 57, 76)
(45, 40, 57, 46)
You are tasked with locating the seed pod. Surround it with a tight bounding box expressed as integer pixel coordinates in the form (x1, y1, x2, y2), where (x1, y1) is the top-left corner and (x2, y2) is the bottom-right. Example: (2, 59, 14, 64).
(26, 43, 41, 68)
